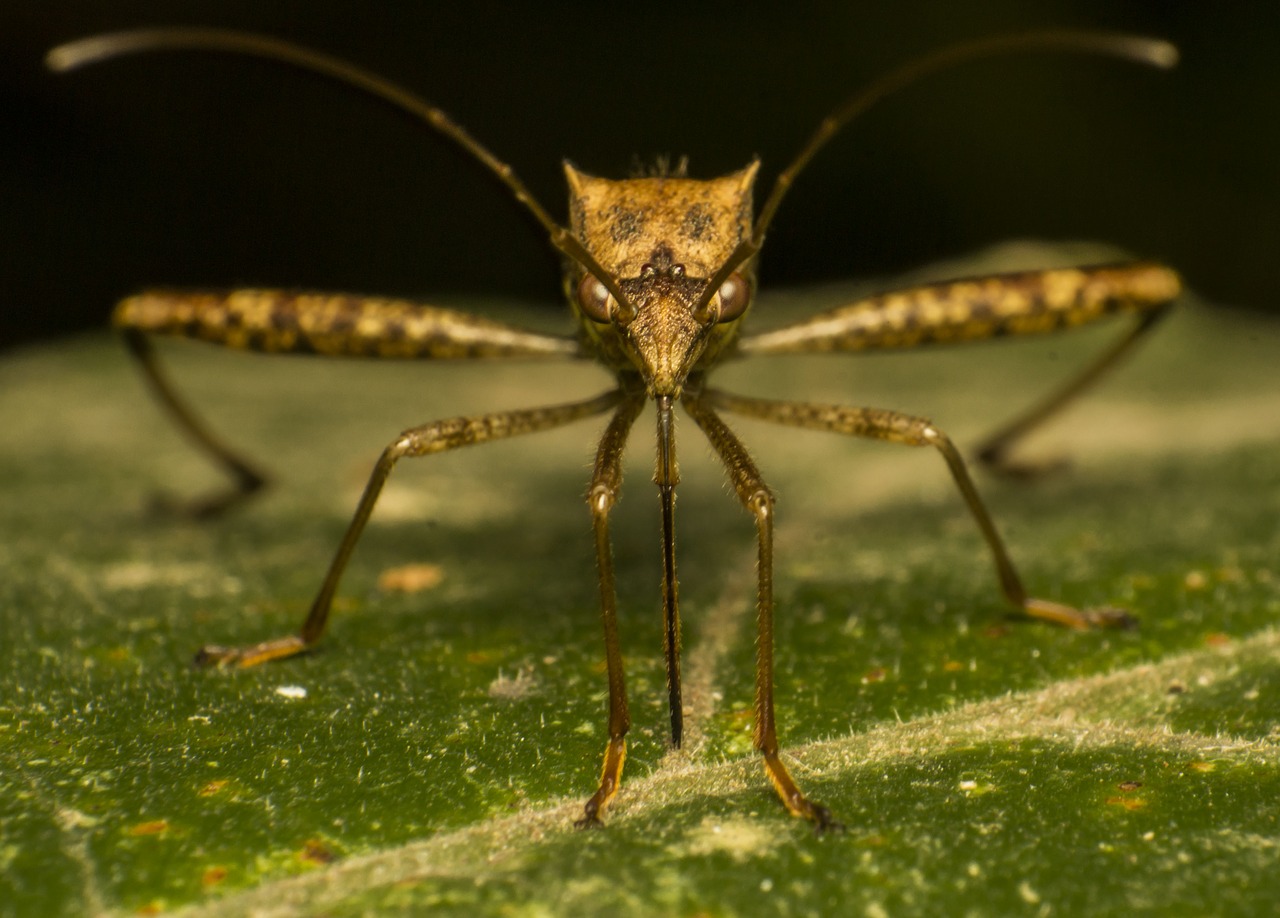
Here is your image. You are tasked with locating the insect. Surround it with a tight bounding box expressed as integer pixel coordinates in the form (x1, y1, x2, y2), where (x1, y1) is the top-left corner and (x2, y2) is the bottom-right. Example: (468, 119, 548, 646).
(48, 28, 1181, 831)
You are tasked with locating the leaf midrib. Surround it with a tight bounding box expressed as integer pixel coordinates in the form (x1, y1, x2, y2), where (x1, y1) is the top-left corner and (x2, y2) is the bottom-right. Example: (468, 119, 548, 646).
(169, 627, 1280, 918)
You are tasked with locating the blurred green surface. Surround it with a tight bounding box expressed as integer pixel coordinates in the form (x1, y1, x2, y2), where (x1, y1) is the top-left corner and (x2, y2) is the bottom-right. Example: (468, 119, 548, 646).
(1, 252, 1278, 915)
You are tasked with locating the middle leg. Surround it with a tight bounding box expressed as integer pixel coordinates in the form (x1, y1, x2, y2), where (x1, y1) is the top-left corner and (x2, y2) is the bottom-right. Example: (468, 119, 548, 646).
(704, 389, 1132, 631)
(197, 388, 624, 668)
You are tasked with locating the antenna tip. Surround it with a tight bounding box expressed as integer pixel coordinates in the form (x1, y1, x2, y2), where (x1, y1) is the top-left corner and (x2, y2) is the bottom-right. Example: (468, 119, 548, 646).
(1144, 39, 1180, 69)
(46, 32, 165, 73)
(45, 43, 82, 73)
(46, 36, 125, 73)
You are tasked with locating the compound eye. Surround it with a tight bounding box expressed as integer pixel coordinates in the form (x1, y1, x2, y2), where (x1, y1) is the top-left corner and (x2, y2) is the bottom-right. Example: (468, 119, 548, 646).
(576, 274, 613, 322)
(714, 273, 750, 322)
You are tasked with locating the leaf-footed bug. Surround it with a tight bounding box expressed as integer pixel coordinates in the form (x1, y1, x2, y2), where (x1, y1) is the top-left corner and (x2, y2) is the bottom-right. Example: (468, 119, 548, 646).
(47, 29, 1180, 831)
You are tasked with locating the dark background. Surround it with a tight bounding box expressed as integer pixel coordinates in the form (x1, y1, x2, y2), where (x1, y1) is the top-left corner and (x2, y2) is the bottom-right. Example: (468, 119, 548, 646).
(2, 2, 1277, 351)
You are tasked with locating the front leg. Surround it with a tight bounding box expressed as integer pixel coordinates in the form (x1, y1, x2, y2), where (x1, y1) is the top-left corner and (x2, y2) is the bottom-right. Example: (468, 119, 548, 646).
(197, 389, 622, 668)
(683, 391, 843, 832)
(576, 390, 646, 828)
(705, 389, 1133, 631)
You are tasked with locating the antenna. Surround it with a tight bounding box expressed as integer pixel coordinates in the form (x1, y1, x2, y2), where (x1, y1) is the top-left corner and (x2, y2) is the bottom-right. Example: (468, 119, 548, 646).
(46, 28, 634, 312)
(691, 31, 1177, 318)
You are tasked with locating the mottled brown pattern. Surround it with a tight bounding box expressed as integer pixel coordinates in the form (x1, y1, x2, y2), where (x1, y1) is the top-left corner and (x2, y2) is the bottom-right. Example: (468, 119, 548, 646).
(606, 205, 644, 244)
(400, 396, 616, 456)
(563, 162, 760, 394)
(739, 262, 1182, 355)
(680, 203, 714, 241)
(113, 291, 578, 359)
(564, 163, 758, 280)
(706, 390, 933, 445)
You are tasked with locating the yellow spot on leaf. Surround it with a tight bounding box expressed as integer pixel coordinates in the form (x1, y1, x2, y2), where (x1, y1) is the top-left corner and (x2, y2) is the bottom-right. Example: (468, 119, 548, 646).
(1106, 796, 1147, 811)
(129, 820, 169, 836)
(377, 563, 444, 593)
(299, 838, 338, 866)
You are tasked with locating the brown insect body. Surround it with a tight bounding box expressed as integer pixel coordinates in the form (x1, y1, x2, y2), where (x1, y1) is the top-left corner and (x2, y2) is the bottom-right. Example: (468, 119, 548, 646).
(47, 28, 1183, 833)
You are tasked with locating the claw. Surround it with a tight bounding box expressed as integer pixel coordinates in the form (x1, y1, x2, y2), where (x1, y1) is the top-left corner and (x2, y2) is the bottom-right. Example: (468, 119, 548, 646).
(193, 635, 308, 668)
(810, 804, 846, 836)
(574, 798, 606, 830)
(978, 449, 1072, 482)
(1023, 597, 1138, 631)
(193, 644, 240, 668)
(1082, 605, 1139, 631)
(146, 477, 266, 521)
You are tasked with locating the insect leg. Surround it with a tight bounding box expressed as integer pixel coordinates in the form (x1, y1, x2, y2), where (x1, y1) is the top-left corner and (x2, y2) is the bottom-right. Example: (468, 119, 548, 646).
(577, 389, 646, 829)
(737, 262, 1180, 475)
(116, 289, 582, 518)
(196, 388, 622, 668)
(972, 305, 1171, 476)
(683, 391, 843, 832)
(705, 389, 1133, 631)
(121, 328, 269, 518)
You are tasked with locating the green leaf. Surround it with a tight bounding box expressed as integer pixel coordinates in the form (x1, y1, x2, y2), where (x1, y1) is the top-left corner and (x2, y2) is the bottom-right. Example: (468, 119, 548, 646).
(2, 246, 1278, 916)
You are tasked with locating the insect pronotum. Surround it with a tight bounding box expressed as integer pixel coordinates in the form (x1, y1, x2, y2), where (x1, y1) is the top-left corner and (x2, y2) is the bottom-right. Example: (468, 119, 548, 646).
(48, 28, 1181, 831)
